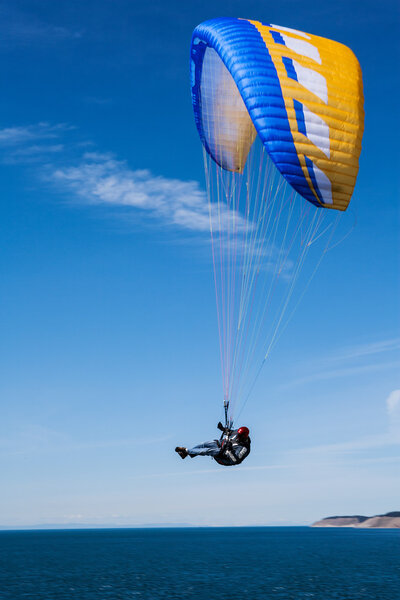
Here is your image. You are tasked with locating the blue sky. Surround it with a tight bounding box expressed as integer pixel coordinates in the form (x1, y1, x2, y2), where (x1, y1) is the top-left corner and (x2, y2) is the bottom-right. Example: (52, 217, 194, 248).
(0, 0, 399, 527)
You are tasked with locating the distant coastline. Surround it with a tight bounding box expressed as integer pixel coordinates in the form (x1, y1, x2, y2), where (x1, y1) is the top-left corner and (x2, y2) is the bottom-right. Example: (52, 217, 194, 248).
(311, 511, 400, 528)
(1, 515, 399, 530)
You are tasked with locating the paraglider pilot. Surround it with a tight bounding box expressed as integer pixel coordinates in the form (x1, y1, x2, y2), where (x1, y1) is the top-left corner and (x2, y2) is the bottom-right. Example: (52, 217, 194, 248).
(175, 423, 250, 466)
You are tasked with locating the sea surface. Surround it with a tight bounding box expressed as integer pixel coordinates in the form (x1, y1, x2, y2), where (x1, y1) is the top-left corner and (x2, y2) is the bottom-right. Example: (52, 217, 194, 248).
(0, 527, 399, 599)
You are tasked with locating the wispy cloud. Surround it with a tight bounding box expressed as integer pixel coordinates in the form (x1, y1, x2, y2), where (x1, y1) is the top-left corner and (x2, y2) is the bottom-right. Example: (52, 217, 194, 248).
(0, 123, 68, 145)
(11, 143, 64, 156)
(387, 389, 400, 416)
(51, 152, 247, 233)
(49, 152, 303, 285)
(329, 338, 400, 363)
(0, 123, 72, 164)
(0, 4, 81, 47)
(281, 337, 400, 389)
(281, 360, 400, 388)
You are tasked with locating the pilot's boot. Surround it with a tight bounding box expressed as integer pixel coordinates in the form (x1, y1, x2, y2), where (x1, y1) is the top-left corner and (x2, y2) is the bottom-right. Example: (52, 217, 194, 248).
(175, 446, 188, 459)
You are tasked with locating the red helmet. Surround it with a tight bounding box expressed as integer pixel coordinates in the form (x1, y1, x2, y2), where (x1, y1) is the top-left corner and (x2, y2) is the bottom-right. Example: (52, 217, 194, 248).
(237, 426, 250, 439)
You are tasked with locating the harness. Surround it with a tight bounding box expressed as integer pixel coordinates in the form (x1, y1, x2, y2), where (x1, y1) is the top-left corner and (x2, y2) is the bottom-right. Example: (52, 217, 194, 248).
(214, 430, 250, 466)
(213, 400, 250, 466)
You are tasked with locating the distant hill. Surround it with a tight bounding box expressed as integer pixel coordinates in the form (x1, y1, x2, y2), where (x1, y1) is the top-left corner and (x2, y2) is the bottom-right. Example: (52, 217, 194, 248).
(311, 512, 400, 528)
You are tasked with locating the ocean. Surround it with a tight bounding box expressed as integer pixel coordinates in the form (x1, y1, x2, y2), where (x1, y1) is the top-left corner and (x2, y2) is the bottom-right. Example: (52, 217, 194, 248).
(0, 527, 399, 599)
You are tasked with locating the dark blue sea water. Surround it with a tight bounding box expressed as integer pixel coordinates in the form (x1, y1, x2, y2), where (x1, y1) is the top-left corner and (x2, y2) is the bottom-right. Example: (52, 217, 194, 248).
(0, 527, 399, 599)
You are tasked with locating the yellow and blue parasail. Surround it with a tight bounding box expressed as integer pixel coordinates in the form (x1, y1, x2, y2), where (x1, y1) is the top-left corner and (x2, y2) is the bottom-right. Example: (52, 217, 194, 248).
(190, 18, 364, 210)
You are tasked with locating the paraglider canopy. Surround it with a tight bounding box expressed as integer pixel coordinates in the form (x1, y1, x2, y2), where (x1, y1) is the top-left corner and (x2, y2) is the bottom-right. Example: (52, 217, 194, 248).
(191, 18, 364, 210)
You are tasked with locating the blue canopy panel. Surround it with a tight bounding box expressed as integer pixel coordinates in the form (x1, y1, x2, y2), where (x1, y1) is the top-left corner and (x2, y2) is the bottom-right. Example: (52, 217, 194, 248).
(191, 18, 324, 208)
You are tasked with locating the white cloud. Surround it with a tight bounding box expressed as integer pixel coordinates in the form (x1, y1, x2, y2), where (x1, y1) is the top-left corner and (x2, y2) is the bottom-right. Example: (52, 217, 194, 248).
(49, 153, 300, 287)
(0, 123, 73, 164)
(0, 123, 71, 146)
(11, 144, 64, 156)
(51, 153, 247, 233)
